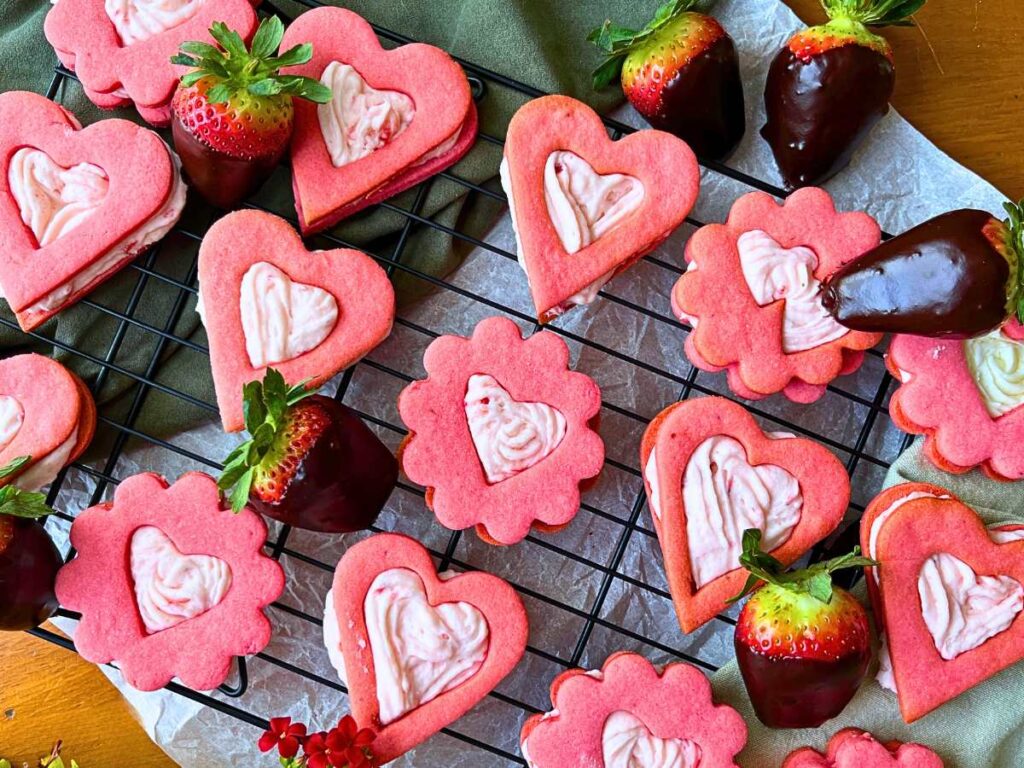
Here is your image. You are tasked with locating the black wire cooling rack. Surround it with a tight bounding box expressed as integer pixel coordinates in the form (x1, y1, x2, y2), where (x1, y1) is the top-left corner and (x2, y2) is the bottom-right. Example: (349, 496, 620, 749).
(10, 1, 915, 764)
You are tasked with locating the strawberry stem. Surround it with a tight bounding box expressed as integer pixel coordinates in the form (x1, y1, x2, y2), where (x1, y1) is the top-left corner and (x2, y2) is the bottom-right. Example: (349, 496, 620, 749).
(173, 16, 331, 105)
(218, 369, 316, 513)
(587, 0, 715, 89)
(820, 0, 927, 27)
(1001, 200, 1024, 325)
(727, 529, 876, 605)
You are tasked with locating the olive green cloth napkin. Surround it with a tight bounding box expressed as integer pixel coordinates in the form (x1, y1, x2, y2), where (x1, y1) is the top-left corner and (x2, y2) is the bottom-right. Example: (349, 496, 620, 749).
(711, 438, 1024, 767)
(0, 0, 643, 437)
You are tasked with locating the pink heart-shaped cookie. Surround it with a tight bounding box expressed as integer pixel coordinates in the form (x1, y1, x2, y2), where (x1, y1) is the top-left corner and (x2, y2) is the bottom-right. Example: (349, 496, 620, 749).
(875, 496, 1024, 722)
(325, 533, 528, 764)
(0, 91, 181, 330)
(641, 396, 849, 632)
(783, 729, 944, 768)
(282, 7, 476, 234)
(56, 472, 284, 692)
(197, 210, 394, 432)
(0, 353, 95, 489)
(502, 95, 699, 322)
(520, 652, 746, 768)
(44, 0, 258, 124)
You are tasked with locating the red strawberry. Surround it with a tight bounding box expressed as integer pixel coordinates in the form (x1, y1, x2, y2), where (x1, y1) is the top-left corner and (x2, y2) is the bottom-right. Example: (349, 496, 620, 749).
(730, 529, 875, 728)
(762, 0, 926, 189)
(0, 457, 61, 631)
(589, 0, 745, 160)
(170, 16, 331, 209)
(218, 369, 398, 534)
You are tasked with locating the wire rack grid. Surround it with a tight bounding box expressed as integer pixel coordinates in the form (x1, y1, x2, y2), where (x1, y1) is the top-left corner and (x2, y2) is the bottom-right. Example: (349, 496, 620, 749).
(11, 1, 914, 764)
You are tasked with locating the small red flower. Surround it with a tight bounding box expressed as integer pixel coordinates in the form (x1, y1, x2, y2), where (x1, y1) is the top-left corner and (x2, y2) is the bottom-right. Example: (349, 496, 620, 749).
(303, 716, 377, 768)
(258, 716, 308, 759)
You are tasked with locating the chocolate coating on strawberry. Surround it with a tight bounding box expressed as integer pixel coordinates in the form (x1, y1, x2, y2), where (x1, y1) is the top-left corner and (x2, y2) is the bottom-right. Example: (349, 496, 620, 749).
(730, 530, 875, 729)
(762, 1, 925, 189)
(824, 207, 1022, 338)
(170, 17, 331, 209)
(218, 370, 398, 534)
(0, 457, 60, 632)
(589, 0, 745, 160)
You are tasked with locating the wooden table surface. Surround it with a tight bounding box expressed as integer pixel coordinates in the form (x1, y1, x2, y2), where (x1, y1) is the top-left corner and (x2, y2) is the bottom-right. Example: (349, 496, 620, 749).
(1, 2, 1021, 765)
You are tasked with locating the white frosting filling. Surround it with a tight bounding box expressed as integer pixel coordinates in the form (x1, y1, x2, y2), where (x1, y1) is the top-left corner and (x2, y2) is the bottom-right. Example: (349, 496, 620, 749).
(867, 491, 949, 584)
(0, 396, 24, 453)
(684, 435, 802, 589)
(737, 229, 849, 354)
(919, 553, 1023, 660)
(9, 148, 109, 248)
(876, 636, 896, 693)
(324, 570, 489, 726)
(13, 428, 77, 492)
(964, 328, 1024, 419)
(498, 153, 643, 316)
(2, 144, 186, 324)
(464, 373, 566, 484)
(129, 526, 232, 634)
(238, 262, 339, 369)
(644, 448, 663, 521)
(543, 151, 644, 255)
(318, 61, 415, 169)
(104, 0, 206, 47)
(989, 527, 1024, 544)
(602, 711, 702, 768)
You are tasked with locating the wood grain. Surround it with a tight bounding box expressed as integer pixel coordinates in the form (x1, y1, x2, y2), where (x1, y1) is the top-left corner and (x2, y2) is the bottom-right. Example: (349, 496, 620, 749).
(0, 2, 1021, 765)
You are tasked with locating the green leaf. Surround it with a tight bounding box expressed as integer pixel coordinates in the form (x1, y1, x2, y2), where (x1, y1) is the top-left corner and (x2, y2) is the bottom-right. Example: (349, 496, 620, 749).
(1, 757, 11, 768)
(229, 468, 255, 513)
(170, 53, 198, 67)
(250, 16, 285, 59)
(179, 70, 207, 87)
(208, 21, 247, 58)
(217, 455, 251, 492)
(268, 42, 314, 70)
(250, 423, 276, 458)
(205, 82, 233, 104)
(592, 55, 626, 90)
(179, 40, 221, 59)
(806, 571, 834, 603)
(291, 78, 334, 104)
(262, 369, 288, 425)
(0, 486, 52, 519)
(243, 380, 268, 435)
(0, 456, 30, 479)
(247, 78, 284, 97)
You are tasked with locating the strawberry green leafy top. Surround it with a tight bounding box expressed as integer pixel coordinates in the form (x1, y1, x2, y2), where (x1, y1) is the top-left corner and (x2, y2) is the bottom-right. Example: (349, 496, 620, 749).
(218, 369, 315, 513)
(172, 16, 331, 105)
(820, 0, 926, 26)
(587, 0, 715, 89)
(0, 457, 52, 519)
(1000, 200, 1024, 324)
(729, 529, 876, 605)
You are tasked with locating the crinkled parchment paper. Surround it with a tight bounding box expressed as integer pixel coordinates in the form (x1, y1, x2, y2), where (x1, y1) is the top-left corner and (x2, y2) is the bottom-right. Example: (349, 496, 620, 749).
(45, 0, 1008, 764)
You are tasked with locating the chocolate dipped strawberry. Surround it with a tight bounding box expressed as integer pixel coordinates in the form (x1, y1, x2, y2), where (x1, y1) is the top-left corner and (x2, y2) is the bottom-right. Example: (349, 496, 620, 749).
(170, 16, 331, 209)
(589, 0, 745, 160)
(730, 529, 875, 729)
(0, 457, 62, 631)
(823, 201, 1024, 339)
(762, 0, 925, 188)
(217, 369, 397, 533)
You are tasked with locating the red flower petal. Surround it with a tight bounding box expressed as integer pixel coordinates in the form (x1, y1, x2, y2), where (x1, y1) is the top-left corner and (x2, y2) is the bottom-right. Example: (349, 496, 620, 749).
(257, 731, 278, 753)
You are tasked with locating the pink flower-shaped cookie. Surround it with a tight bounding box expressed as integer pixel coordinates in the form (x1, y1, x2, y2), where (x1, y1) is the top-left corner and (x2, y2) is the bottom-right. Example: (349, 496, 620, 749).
(520, 652, 747, 768)
(398, 317, 604, 545)
(783, 729, 944, 768)
(888, 320, 1024, 480)
(672, 188, 882, 403)
(56, 472, 284, 691)
(44, 0, 258, 125)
